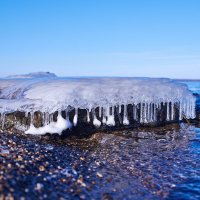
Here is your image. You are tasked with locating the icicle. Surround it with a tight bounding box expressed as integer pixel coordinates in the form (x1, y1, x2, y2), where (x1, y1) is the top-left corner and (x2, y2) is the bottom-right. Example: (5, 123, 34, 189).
(191, 99, 196, 119)
(191, 100, 195, 119)
(119, 105, 122, 113)
(123, 105, 129, 125)
(140, 103, 143, 123)
(153, 103, 157, 121)
(45, 112, 50, 125)
(133, 104, 137, 121)
(106, 106, 115, 126)
(73, 108, 78, 126)
(102, 108, 107, 124)
(42, 112, 45, 125)
(179, 101, 183, 120)
(30, 112, 34, 125)
(147, 103, 150, 123)
(93, 109, 101, 127)
(86, 109, 90, 123)
(171, 102, 174, 120)
(150, 103, 153, 122)
(117, 106, 123, 124)
(166, 102, 170, 121)
(183, 101, 187, 119)
(65, 110, 69, 120)
(186, 101, 189, 118)
(25, 111, 28, 118)
(136, 106, 138, 121)
(65, 110, 72, 129)
(50, 113, 54, 123)
(143, 103, 148, 123)
(99, 107, 102, 118)
(189, 100, 192, 119)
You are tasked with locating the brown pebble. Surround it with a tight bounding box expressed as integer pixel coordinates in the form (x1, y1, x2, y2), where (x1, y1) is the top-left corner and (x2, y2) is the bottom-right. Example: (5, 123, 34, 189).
(80, 157, 85, 161)
(16, 155, 23, 161)
(39, 166, 45, 171)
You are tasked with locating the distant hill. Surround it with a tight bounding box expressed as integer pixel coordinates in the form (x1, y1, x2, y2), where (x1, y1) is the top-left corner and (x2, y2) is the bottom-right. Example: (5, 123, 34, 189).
(7, 72, 57, 79)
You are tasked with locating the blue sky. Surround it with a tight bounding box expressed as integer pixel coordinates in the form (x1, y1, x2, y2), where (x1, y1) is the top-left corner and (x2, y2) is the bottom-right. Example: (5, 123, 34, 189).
(0, 0, 200, 78)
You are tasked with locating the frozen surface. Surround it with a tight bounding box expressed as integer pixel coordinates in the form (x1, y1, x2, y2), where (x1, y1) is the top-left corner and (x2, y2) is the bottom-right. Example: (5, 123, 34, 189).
(0, 77, 196, 134)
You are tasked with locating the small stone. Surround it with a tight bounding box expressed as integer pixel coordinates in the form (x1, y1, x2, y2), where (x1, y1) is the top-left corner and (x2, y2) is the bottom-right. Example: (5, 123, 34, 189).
(80, 157, 85, 161)
(25, 188, 29, 193)
(39, 166, 45, 171)
(5, 193, 14, 200)
(16, 155, 23, 161)
(35, 183, 43, 191)
(70, 189, 74, 193)
(95, 160, 100, 166)
(96, 172, 103, 178)
(80, 194, 86, 199)
(0, 149, 10, 156)
(77, 176, 86, 187)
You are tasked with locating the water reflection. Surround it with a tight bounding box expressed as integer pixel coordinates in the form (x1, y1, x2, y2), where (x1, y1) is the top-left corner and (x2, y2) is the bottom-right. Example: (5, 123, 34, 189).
(80, 123, 200, 199)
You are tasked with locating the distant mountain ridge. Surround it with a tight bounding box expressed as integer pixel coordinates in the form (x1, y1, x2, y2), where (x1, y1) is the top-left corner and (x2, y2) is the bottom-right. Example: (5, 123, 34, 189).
(7, 72, 57, 79)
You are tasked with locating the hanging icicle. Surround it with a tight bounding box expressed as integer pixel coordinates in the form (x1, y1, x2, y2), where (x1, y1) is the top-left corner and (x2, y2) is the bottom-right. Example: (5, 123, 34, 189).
(93, 109, 101, 127)
(166, 102, 170, 121)
(123, 105, 129, 125)
(171, 102, 174, 120)
(99, 107, 102, 118)
(73, 108, 78, 126)
(133, 104, 138, 121)
(106, 106, 115, 126)
(86, 109, 90, 123)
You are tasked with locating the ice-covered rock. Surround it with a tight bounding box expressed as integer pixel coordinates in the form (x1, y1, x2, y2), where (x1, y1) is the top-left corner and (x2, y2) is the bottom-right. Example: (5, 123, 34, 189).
(0, 77, 196, 135)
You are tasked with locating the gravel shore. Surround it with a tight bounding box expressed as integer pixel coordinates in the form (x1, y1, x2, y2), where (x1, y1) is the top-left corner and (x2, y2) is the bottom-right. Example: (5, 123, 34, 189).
(0, 123, 200, 199)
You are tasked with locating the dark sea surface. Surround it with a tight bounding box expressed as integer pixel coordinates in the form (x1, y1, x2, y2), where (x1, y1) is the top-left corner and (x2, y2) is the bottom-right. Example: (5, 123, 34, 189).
(0, 80, 200, 200)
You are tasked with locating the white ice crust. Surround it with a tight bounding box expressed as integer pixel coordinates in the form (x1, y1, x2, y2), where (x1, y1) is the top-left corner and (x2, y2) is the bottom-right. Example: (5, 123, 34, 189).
(0, 77, 196, 135)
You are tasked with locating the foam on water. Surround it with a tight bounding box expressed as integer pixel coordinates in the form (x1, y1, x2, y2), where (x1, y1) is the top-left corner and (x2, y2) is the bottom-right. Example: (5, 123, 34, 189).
(0, 77, 196, 135)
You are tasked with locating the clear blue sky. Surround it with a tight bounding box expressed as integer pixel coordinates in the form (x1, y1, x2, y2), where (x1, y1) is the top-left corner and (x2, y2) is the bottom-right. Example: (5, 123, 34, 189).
(0, 0, 200, 78)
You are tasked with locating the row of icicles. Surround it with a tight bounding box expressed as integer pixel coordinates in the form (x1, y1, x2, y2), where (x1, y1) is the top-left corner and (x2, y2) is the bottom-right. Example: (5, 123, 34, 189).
(0, 100, 196, 130)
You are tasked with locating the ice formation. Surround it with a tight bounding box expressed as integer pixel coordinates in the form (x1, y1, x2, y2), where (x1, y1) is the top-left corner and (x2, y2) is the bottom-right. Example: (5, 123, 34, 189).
(26, 113, 71, 135)
(0, 77, 196, 135)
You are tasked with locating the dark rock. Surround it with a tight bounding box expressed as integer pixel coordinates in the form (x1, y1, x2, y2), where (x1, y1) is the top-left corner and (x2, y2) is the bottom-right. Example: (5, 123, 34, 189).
(0, 102, 183, 136)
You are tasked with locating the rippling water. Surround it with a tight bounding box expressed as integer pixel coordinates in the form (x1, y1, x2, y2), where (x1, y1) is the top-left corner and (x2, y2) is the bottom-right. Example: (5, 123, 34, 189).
(85, 123, 200, 199)
(1, 122, 200, 199)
